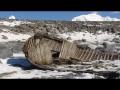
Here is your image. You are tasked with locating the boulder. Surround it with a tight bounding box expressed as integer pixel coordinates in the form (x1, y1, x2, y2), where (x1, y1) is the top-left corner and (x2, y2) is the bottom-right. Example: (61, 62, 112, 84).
(0, 44, 13, 59)
(95, 47, 105, 53)
(67, 36, 72, 40)
(0, 29, 4, 33)
(2, 35, 8, 39)
(4, 41, 24, 53)
(73, 40, 82, 45)
(112, 38, 120, 43)
(82, 39, 86, 42)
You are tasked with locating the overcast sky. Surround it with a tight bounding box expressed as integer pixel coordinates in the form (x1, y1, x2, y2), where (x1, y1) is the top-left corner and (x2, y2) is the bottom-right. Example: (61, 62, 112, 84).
(0, 11, 120, 20)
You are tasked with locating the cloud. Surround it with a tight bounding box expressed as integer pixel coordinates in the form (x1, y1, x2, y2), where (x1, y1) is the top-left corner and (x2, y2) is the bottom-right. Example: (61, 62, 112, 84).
(111, 11, 120, 14)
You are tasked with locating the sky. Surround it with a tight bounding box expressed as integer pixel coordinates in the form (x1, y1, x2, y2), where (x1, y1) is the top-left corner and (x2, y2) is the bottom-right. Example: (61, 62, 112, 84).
(0, 11, 120, 20)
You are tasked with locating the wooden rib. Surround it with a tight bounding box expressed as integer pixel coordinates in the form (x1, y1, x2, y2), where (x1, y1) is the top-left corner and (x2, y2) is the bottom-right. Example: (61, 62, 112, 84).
(117, 55, 119, 60)
(79, 49, 86, 60)
(67, 42, 73, 59)
(96, 54, 100, 60)
(85, 50, 92, 61)
(76, 48, 80, 57)
(107, 54, 110, 60)
(112, 55, 116, 61)
(105, 54, 108, 60)
(103, 54, 106, 60)
(93, 51, 99, 60)
(114, 55, 118, 61)
(93, 54, 97, 60)
(99, 54, 103, 60)
(59, 41, 65, 59)
(81, 50, 88, 61)
(88, 50, 95, 61)
(111, 54, 114, 60)
(75, 48, 81, 60)
(69, 43, 76, 59)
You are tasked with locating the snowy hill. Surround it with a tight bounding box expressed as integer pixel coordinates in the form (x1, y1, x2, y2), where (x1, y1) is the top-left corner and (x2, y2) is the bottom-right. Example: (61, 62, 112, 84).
(72, 13, 120, 21)
(8, 15, 16, 20)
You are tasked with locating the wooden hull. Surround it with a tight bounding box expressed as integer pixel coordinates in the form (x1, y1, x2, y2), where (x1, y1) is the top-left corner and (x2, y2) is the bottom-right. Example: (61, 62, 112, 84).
(23, 33, 120, 67)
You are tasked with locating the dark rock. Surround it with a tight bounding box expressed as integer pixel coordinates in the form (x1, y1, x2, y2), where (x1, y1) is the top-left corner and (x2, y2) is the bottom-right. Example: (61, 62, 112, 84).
(0, 29, 4, 33)
(96, 45, 115, 53)
(2, 35, 8, 39)
(4, 41, 25, 53)
(82, 39, 86, 42)
(54, 29, 59, 34)
(115, 33, 120, 35)
(112, 38, 120, 43)
(95, 47, 105, 53)
(77, 44, 90, 50)
(0, 44, 13, 59)
(12, 45, 23, 53)
(102, 42, 115, 52)
(102, 42, 107, 48)
(67, 36, 72, 40)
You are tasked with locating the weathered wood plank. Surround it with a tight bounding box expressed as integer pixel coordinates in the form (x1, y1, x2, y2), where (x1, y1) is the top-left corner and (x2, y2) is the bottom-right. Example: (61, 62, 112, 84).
(27, 39, 53, 65)
(69, 43, 77, 59)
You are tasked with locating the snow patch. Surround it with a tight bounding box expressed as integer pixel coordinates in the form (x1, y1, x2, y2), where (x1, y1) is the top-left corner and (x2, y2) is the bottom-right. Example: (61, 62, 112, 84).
(0, 32, 31, 42)
(74, 73, 95, 79)
(58, 31, 118, 44)
(0, 20, 33, 27)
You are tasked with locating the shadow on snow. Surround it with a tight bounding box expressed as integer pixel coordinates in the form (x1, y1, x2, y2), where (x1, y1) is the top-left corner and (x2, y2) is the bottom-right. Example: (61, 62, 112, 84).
(7, 58, 39, 70)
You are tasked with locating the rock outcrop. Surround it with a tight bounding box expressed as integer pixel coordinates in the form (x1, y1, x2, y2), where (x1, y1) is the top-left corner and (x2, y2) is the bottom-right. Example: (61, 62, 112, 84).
(0, 44, 13, 59)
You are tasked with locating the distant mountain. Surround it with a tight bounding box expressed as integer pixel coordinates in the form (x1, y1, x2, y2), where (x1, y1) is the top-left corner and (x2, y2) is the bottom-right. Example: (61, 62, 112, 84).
(8, 15, 16, 19)
(72, 13, 120, 21)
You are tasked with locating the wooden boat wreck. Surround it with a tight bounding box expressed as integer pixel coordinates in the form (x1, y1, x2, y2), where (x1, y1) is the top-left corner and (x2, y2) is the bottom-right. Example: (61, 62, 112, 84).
(23, 33, 120, 67)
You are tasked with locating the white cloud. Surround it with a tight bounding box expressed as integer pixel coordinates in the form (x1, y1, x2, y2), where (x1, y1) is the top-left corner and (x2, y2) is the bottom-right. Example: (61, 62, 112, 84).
(111, 11, 120, 14)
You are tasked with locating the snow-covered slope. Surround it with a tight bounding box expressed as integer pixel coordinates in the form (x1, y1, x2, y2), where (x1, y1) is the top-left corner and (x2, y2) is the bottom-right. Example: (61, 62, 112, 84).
(58, 31, 119, 43)
(58, 31, 119, 50)
(0, 19, 33, 42)
(0, 20, 33, 27)
(0, 32, 31, 42)
(72, 13, 120, 21)
(8, 15, 16, 19)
